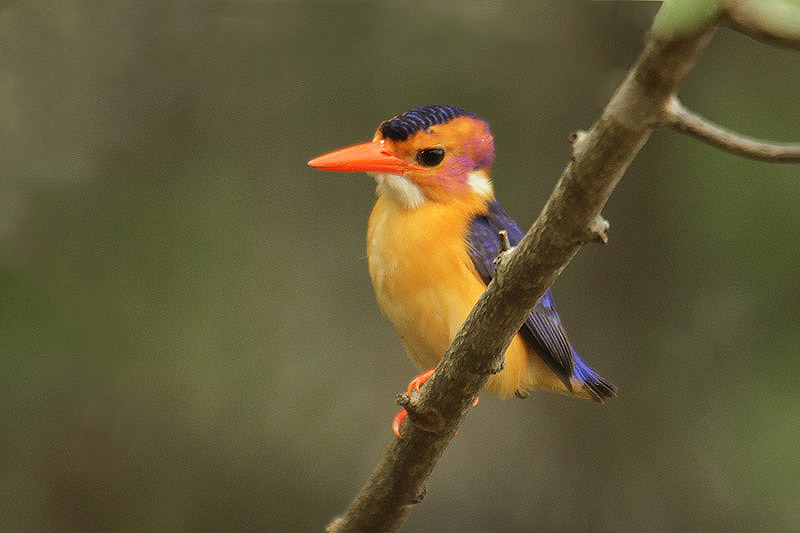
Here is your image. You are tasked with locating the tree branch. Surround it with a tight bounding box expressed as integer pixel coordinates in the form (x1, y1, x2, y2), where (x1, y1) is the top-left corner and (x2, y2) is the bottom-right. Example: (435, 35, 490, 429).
(326, 21, 718, 533)
(721, 0, 800, 50)
(664, 97, 800, 162)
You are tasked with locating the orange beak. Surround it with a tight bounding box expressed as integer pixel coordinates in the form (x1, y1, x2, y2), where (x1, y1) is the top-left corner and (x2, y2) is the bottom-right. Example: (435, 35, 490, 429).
(308, 141, 422, 174)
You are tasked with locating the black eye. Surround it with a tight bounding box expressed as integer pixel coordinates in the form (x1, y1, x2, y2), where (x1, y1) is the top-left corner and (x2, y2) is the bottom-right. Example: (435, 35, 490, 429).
(415, 148, 445, 167)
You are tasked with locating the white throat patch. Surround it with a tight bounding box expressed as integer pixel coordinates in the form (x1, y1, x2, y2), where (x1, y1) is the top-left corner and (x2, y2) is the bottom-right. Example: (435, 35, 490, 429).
(467, 170, 493, 198)
(369, 172, 426, 210)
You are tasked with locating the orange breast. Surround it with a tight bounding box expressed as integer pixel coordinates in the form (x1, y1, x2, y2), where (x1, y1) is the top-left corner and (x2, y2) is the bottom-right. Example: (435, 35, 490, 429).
(366, 193, 569, 398)
(367, 194, 478, 368)
(367, 195, 566, 397)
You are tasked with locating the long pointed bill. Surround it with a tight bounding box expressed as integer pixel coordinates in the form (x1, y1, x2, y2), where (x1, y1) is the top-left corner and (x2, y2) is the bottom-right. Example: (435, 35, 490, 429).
(307, 141, 421, 174)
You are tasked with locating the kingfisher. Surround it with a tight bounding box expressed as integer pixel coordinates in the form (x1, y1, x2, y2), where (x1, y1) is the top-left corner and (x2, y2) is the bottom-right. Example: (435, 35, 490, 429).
(308, 105, 615, 436)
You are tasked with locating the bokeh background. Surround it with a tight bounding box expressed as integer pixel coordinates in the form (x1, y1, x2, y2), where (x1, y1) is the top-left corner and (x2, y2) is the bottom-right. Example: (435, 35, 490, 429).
(2, 1, 799, 531)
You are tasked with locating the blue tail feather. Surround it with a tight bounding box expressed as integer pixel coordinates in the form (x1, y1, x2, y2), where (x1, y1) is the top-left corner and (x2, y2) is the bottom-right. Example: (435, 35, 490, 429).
(572, 349, 617, 402)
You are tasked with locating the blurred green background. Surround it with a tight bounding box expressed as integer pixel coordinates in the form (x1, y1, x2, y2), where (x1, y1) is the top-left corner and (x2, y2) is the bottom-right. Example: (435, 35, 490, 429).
(1, 1, 799, 531)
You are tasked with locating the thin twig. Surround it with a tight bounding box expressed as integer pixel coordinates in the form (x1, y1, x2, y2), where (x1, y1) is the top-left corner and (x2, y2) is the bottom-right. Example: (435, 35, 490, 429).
(665, 97, 800, 163)
(721, 0, 800, 50)
(498, 230, 511, 252)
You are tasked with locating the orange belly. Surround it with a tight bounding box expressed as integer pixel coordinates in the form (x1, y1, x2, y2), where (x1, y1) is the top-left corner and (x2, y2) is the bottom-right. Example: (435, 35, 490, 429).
(366, 193, 569, 399)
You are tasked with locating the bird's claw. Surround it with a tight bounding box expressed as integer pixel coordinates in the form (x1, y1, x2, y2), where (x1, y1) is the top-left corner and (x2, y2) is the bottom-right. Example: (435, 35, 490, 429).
(393, 368, 435, 438)
(392, 369, 479, 438)
(407, 368, 435, 395)
(392, 409, 408, 438)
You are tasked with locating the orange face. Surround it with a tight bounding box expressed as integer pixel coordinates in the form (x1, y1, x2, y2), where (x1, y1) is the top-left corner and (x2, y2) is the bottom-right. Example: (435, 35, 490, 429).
(374, 116, 495, 200)
(308, 111, 495, 203)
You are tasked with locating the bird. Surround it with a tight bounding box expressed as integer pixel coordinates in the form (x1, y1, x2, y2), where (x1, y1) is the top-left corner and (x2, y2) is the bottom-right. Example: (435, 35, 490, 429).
(308, 105, 615, 436)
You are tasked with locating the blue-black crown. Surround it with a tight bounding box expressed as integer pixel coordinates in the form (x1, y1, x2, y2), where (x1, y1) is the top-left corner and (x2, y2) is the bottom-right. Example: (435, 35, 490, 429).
(379, 105, 478, 141)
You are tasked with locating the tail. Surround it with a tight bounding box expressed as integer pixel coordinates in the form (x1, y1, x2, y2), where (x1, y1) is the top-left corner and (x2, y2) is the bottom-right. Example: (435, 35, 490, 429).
(571, 349, 617, 403)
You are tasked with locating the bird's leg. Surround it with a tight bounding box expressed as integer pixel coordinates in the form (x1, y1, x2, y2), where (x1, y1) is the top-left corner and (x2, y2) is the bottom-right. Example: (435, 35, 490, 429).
(391, 409, 408, 438)
(393, 369, 435, 438)
(406, 368, 435, 394)
(392, 369, 478, 438)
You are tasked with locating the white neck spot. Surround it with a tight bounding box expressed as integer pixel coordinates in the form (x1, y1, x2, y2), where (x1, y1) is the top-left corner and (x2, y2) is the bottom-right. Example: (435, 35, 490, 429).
(369, 172, 426, 210)
(467, 170, 493, 198)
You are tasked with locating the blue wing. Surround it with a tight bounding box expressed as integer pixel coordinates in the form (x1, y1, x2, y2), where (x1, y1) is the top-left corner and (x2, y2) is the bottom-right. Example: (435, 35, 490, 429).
(467, 200, 616, 401)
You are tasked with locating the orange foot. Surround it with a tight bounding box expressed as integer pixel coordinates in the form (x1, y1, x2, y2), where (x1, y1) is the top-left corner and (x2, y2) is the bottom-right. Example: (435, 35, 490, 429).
(407, 368, 435, 395)
(391, 409, 408, 438)
(392, 369, 435, 438)
(391, 369, 480, 438)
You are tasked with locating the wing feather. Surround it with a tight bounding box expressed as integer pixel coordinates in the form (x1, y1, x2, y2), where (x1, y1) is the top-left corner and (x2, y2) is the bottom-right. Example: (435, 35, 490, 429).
(467, 201, 574, 384)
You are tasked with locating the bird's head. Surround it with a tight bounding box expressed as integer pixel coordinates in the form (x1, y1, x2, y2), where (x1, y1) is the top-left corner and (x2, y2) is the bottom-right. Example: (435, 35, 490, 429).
(308, 105, 495, 208)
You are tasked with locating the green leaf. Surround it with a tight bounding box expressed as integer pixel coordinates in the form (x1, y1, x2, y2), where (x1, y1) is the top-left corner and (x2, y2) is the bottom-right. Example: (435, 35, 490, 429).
(652, 0, 721, 38)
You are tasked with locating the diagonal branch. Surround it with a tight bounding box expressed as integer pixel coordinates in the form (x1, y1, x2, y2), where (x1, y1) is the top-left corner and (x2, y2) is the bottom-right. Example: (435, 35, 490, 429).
(326, 23, 717, 533)
(665, 97, 800, 163)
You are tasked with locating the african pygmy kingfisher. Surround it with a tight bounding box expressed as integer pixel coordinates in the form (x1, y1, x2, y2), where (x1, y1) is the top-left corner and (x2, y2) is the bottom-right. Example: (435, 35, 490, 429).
(308, 105, 615, 437)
